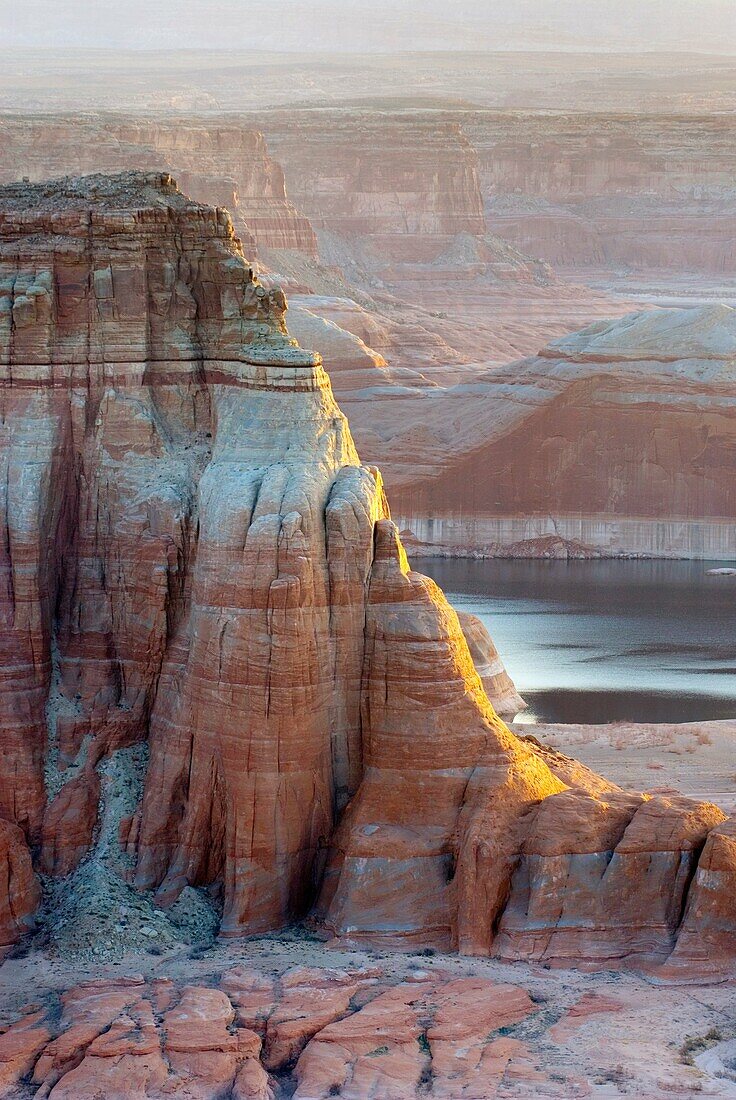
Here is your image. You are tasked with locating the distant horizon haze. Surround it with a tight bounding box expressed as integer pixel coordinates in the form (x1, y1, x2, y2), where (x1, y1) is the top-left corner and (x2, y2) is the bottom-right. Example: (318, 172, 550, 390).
(4, 0, 736, 54)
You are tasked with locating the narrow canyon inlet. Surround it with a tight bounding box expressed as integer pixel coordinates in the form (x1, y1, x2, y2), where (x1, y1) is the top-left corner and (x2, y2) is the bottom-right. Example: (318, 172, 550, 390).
(0, 168, 733, 1099)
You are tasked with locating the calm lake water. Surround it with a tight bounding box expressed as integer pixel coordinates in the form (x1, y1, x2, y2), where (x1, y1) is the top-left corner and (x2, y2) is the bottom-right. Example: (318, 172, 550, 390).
(420, 558, 736, 724)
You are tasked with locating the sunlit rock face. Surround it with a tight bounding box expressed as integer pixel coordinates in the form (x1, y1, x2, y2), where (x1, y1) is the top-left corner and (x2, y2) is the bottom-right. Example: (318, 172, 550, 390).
(457, 612, 526, 718)
(0, 115, 318, 259)
(0, 172, 734, 977)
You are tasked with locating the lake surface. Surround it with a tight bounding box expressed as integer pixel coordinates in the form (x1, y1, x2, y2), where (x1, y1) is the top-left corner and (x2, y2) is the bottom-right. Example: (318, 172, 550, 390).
(419, 558, 736, 724)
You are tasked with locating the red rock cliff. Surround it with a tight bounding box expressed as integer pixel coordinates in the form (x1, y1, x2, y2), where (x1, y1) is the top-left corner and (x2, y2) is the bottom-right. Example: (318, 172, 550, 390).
(0, 172, 733, 974)
(391, 304, 736, 559)
(465, 111, 736, 274)
(0, 115, 318, 260)
(258, 112, 487, 265)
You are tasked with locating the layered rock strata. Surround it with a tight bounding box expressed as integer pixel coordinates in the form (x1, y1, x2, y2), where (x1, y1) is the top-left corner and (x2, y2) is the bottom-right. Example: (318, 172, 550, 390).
(253, 110, 554, 293)
(464, 111, 736, 276)
(281, 295, 736, 562)
(0, 172, 733, 975)
(457, 612, 526, 717)
(260, 113, 486, 265)
(0, 115, 318, 259)
(392, 305, 736, 558)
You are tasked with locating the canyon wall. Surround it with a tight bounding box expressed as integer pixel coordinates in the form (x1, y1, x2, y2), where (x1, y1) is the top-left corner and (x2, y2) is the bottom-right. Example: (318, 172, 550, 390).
(465, 112, 736, 275)
(3, 107, 734, 283)
(1, 107, 716, 568)
(285, 292, 736, 560)
(251, 110, 555, 292)
(0, 114, 318, 259)
(0, 172, 733, 975)
(391, 305, 736, 558)
(259, 111, 486, 265)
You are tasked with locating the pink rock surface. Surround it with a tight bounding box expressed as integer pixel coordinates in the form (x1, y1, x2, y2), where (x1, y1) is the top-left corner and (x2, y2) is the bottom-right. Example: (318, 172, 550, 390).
(469, 111, 736, 276)
(0, 171, 732, 977)
(262, 114, 486, 265)
(2, 978, 272, 1099)
(221, 965, 376, 1071)
(0, 1010, 51, 1091)
(292, 976, 542, 1099)
(2, 961, 732, 1098)
(0, 115, 317, 260)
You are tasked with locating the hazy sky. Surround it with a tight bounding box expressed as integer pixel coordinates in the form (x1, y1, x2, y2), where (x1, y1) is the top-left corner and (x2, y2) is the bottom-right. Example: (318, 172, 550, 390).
(4, 0, 736, 53)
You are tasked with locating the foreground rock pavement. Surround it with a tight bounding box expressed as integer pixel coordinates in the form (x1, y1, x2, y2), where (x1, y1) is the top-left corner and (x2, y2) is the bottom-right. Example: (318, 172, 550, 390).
(0, 954, 734, 1099)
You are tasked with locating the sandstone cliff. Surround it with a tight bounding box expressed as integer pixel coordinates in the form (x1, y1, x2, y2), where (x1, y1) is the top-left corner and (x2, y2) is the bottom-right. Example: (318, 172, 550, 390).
(392, 304, 736, 559)
(0, 172, 733, 978)
(465, 111, 736, 276)
(260, 113, 486, 264)
(0, 115, 318, 260)
(283, 293, 736, 561)
(457, 612, 526, 717)
(254, 110, 553, 295)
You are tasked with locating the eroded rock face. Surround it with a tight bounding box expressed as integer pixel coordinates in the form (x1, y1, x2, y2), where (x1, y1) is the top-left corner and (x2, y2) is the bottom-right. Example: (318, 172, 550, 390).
(279, 292, 736, 562)
(393, 305, 736, 559)
(292, 976, 537, 1099)
(0, 169, 322, 941)
(0, 171, 733, 975)
(0, 115, 318, 259)
(667, 816, 736, 976)
(466, 111, 736, 276)
(0, 820, 40, 949)
(0, 976, 273, 1099)
(260, 113, 487, 266)
(457, 612, 526, 717)
(0, 969, 568, 1099)
(220, 965, 379, 1072)
(494, 790, 724, 964)
(252, 112, 554, 296)
(2, 960, 732, 1098)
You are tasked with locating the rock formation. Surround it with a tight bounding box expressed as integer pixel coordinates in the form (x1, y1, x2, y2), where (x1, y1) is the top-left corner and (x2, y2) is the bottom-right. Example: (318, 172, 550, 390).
(0, 821, 39, 949)
(3, 959, 732, 1097)
(457, 612, 526, 717)
(464, 111, 736, 276)
(248, 111, 556, 295)
(0, 171, 733, 979)
(0, 115, 318, 260)
(280, 293, 736, 562)
(392, 305, 736, 559)
(259, 113, 487, 264)
(0, 966, 618, 1098)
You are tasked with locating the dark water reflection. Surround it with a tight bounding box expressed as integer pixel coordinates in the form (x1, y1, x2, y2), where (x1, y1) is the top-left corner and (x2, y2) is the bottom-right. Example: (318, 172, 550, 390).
(419, 558, 736, 724)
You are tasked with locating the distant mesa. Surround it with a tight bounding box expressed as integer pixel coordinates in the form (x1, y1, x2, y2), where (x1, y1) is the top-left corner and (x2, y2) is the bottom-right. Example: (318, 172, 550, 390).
(389, 304, 736, 560)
